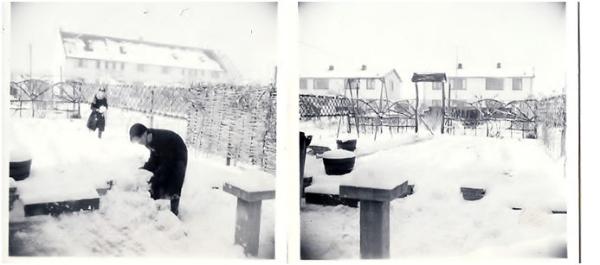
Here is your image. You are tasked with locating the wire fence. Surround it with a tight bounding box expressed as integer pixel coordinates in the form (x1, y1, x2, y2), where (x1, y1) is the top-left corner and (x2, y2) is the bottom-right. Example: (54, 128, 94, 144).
(299, 93, 567, 157)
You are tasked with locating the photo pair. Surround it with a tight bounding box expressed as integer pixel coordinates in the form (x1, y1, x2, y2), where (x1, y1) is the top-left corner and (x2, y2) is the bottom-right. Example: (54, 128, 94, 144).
(2, 1, 591, 264)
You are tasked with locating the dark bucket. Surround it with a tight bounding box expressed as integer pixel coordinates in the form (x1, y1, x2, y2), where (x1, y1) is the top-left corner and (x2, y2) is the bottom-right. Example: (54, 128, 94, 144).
(10, 159, 32, 181)
(323, 157, 356, 175)
(336, 139, 357, 151)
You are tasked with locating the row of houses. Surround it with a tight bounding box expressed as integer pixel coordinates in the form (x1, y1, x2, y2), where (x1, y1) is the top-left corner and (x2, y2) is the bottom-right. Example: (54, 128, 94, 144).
(59, 30, 238, 86)
(300, 63, 535, 107)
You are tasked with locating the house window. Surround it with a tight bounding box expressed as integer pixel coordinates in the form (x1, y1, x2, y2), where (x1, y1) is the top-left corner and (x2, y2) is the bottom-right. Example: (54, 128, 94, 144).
(432, 82, 443, 90)
(137, 64, 145, 72)
(367, 79, 377, 90)
(485, 78, 504, 90)
(83, 40, 93, 51)
(111, 62, 117, 70)
(512, 78, 523, 91)
(120, 62, 125, 70)
(162, 67, 170, 74)
(451, 78, 466, 90)
(77, 59, 85, 68)
(300, 79, 307, 90)
(105, 61, 110, 69)
(314, 79, 329, 89)
(96, 60, 101, 69)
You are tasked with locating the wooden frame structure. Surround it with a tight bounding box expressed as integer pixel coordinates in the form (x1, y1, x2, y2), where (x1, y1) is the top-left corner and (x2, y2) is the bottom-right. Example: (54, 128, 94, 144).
(411, 73, 448, 134)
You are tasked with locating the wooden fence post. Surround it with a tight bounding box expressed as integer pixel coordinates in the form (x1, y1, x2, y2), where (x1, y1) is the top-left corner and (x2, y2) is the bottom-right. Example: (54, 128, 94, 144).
(441, 82, 445, 134)
(414, 83, 419, 133)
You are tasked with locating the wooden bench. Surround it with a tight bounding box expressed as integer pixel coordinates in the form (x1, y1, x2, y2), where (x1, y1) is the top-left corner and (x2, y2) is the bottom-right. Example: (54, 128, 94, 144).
(339, 180, 412, 259)
(223, 179, 275, 257)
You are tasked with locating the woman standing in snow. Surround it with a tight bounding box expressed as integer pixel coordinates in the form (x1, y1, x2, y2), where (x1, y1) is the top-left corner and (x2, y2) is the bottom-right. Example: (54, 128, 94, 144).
(87, 86, 109, 138)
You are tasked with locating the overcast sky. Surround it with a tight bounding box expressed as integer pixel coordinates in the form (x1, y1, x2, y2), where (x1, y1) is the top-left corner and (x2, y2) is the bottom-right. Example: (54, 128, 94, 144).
(11, 2, 277, 83)
(299, 2, 566, 95)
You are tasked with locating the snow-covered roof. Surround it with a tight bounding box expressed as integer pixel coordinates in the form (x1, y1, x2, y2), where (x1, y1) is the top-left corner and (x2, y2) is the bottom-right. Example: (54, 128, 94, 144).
(449, 68, 535, 78)
(60, 31, 224, 72)
(301, 67, 402, 81)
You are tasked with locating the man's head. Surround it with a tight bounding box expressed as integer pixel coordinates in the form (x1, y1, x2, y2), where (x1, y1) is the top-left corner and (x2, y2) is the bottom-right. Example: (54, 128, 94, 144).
(129, 123, 148, 144)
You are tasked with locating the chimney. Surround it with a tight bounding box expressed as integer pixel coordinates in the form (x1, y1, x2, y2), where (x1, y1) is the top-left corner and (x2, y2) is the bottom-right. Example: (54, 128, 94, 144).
(361, 64, 367, 71)
(496, 62, 502, 69)
(457, 63, 463, 69)
(328, 65, 334, 71)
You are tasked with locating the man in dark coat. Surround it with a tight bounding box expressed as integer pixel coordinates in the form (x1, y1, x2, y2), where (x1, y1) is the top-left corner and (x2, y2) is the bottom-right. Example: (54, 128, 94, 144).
(129, 123, 187, 216)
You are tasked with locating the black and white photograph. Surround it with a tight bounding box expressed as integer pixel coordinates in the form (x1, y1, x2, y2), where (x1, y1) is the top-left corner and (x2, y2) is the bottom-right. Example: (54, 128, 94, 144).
(6, 2, 276, 258)
(298, 2, 569, 259)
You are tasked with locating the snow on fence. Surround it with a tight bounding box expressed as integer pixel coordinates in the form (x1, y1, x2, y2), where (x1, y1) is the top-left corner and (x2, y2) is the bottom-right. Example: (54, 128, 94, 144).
(11, 79, 276, 172)
(535, 95, 566, 158)
(81, 82, 277, 172)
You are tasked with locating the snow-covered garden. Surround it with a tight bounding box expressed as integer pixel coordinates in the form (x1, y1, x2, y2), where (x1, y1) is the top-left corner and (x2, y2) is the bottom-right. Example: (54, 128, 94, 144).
(300, 117, 567, 259)
(8, 106, 275, 258)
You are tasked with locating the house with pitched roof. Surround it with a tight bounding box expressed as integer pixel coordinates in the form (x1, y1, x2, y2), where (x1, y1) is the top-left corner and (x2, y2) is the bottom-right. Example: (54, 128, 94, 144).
(59, 30, 238, 85)
(417, 63, 535, 107)
(299, 65, 403, 101)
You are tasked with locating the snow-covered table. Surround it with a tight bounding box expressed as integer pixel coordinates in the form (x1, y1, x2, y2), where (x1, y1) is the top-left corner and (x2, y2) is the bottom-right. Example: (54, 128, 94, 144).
(339, 176, 412, 259)
(223, 172, 275, 256)
(13, 178, 101, 217)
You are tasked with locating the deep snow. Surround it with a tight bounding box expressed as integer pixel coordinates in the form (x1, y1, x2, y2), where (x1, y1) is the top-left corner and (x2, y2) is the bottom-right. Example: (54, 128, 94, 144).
(8, 107, 274, 258)
(300, 119, 566, 259)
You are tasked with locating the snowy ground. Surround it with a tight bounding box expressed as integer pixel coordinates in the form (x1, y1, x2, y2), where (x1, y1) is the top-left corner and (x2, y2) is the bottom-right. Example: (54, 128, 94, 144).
(300, 119, 566, 259)
(7, 108, 274, 258)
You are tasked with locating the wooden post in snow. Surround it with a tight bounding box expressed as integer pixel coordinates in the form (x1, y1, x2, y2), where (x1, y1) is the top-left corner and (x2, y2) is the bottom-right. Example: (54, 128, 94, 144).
(414, 83, 419, 133)
(339, 181, 412, 259)
(441, 82, 446, 134)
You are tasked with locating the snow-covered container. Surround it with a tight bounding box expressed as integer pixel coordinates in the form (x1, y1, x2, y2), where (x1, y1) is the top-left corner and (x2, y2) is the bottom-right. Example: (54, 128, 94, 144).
(9, 147, 33, 181)
(322, 149, 356, 175)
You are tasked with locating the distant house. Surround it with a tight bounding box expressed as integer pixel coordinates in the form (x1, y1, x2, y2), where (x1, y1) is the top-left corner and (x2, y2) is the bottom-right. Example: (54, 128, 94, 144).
(59, 30, 238, 85)
(417, 63, 535, 107)
(299, 65, 403, 101)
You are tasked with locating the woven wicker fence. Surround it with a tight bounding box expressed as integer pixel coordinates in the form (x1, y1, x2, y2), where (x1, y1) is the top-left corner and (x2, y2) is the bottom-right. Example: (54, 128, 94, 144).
(186, 84, 277, 172)
(80, 82, 277, 171)
(535, 95, 566, 157)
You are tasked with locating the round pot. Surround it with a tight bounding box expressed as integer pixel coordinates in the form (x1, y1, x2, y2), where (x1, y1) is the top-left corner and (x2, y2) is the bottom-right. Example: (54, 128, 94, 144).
(10, 159, 32, 181)
(323, 157, 356, 175)
(336, 139, 357, 151)
(322, 149, 356, 175)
